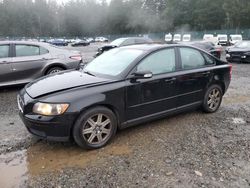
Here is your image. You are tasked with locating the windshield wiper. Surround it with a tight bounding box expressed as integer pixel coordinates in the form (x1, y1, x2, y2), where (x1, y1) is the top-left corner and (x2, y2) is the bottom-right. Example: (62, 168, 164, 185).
(83, 69, 95, 76)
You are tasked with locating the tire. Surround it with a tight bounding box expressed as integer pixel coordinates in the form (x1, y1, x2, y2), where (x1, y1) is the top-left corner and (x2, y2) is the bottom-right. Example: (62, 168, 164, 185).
(73, 106, 117, 149)
(46, 67, 64, 75)
(202, 84, 223, 113)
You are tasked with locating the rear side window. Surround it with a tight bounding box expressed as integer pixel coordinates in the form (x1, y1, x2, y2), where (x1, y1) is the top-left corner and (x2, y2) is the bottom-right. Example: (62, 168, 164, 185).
(0, 45, 9, 58)
(40, 46, 49, 55)
(137, 48, 176, 75)
(203, 53, 216, 65)
(15, 45, 40, 57)
(121, 39, 135, 46)
(135, 39, 146, 44)
(180, 48, 205, 70)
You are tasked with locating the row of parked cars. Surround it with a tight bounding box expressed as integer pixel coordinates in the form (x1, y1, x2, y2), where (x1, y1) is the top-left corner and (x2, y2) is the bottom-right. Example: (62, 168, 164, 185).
(165, 33, 243, 46)
(46, 37, 109, 47)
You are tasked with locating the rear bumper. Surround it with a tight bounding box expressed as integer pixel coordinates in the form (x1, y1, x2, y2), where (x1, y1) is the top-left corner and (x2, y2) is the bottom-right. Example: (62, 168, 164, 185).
(19, 112, 76, 142)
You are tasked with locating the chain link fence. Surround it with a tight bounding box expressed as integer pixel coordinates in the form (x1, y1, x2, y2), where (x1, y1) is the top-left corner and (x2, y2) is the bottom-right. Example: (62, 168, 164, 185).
(1, 29, 250, 42)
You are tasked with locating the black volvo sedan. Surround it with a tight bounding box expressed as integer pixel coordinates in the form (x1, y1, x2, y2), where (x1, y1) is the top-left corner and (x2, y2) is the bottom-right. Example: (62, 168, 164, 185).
(18, 44, 231, 149)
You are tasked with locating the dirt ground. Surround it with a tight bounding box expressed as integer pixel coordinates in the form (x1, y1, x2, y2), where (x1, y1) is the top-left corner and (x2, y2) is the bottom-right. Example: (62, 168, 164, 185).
(0, 44, 250, 188)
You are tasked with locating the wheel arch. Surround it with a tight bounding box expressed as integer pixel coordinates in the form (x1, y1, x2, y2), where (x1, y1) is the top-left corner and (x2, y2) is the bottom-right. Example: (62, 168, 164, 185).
(43, 63, 67, 75)
(209, 81, 226, 94)
(70, 103, 121, 139)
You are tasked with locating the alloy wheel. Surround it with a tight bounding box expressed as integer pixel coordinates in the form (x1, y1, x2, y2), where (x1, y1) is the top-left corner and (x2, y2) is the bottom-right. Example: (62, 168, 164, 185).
(207, 88, 221, 111)
(82, 113, 112, 145)
(49, 69, 61, 74)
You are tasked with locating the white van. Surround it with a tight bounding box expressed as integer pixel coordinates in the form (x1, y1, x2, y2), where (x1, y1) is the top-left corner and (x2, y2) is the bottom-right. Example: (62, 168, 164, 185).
(173, 34, 181, 42)
(229, 34, 242, 45)
(203, 34, 214, 41)
(182, 34, 191, 42)
(165, 33, 172, 42)
(217, 34, 228, 46)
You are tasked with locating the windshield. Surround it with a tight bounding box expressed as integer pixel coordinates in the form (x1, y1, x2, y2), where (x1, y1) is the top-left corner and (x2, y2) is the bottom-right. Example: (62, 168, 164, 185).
(174, 35, 181, 39)
(218, 36, 227, 40)
(84, 48, 143, 77)
(235, 41, 250, 48)
(110, 38, 126, 46)
(232, 36, 242, 41)
(183, 36, 190, 40)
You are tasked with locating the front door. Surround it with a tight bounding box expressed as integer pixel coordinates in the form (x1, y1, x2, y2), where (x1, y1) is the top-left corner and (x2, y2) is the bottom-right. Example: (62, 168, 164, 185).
(126, 48, 178, 121)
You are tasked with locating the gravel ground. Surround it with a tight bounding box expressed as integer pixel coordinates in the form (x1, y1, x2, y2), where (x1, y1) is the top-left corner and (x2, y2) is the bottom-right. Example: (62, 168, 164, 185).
(0, 44, 250, 188)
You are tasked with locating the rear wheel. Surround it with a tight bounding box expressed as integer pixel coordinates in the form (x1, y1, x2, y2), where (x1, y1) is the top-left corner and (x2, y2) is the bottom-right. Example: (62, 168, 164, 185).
(46, 67, 64, 75)
(73, 106, 117, 149)
(202, 85, 223, 113)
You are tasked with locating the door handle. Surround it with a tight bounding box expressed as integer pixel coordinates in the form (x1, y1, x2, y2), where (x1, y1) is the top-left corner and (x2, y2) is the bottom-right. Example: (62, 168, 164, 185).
(1, 61, 8, 64)
(164, 77, 176, 83)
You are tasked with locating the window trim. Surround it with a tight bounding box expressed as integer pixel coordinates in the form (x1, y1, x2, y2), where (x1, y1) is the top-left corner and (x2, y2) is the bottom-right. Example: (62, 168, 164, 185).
(39, 46, 49, 55)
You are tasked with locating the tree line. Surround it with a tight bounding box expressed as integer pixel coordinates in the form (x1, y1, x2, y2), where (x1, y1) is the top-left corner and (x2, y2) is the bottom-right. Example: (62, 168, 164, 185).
(0, 0, 249, 37)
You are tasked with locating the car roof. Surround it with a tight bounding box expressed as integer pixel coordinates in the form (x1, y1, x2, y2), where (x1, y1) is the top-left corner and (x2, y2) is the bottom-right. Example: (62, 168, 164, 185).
(115, 37, 152, 41)
(120, 43, 202, 52)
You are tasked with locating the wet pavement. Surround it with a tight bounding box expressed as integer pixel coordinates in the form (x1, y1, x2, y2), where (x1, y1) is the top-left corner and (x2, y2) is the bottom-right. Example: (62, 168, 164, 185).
(0, 45, 250, 187)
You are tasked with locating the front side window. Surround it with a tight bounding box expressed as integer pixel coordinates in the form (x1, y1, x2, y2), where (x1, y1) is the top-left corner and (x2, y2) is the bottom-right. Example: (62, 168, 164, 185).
(121, 39, 135, 46)
(137, 48, 176, 75)
(15, 45, 40, 57)
(180, 48, 205, 70)
(0, 45, 9, 58)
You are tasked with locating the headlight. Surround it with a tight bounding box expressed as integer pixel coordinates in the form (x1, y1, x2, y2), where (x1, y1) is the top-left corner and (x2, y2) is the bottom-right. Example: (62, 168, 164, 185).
(33, 102, 69, 116)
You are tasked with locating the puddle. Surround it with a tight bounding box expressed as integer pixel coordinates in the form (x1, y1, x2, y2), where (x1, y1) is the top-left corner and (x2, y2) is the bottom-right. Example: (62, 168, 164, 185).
(0, 150, 27, 188)
(223, 95, 250, 104)
(0, 142, 132, 187)
(27, 142, 132, 175)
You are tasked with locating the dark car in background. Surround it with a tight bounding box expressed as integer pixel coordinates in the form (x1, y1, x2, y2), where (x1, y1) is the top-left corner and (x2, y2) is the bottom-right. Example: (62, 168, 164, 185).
(226, 41, 250, 63)
(49, 39, 68, 46)
(18, 44, 231, 149)
(95, 37, 153, 57)
(71, 39, 90, 47)
(0, 41, 82, 87)
(187, 41, 222, 59)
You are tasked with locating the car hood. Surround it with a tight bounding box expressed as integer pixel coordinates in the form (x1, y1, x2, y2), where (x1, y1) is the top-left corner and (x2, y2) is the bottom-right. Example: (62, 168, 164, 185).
(25, 70, 112, 98)
(228, 47, 250, 53)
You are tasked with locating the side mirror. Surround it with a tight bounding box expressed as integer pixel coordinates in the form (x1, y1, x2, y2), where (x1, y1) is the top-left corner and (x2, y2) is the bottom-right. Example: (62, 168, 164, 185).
(132, 71, 153, 79)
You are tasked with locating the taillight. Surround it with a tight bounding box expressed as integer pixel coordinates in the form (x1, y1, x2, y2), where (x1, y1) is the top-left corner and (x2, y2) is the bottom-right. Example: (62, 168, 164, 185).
(70, 55, 82, 61)
(229, 64, 232, 80)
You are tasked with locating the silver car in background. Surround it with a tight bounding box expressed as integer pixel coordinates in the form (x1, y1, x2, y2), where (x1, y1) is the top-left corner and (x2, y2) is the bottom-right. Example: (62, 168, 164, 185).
(0, 41, 82, 87)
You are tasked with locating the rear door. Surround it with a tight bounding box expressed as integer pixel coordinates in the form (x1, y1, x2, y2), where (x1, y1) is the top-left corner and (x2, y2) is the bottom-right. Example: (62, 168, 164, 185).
(176, 47, 214, 107)
(11, 44, 49, 84)
(126, 48, 178, 120)
(0, 44, 15, 86)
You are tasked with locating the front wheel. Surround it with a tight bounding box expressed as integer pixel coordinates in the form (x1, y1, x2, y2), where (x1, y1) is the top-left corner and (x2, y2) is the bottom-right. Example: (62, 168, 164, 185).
(73, 106, 117, 149)
(202, 85, 223, 113)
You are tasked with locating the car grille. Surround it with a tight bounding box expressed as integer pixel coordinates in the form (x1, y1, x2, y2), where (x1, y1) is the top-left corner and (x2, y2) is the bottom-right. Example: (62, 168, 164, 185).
(230, 52, 243, 58)
(17, 95, 24, 113)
